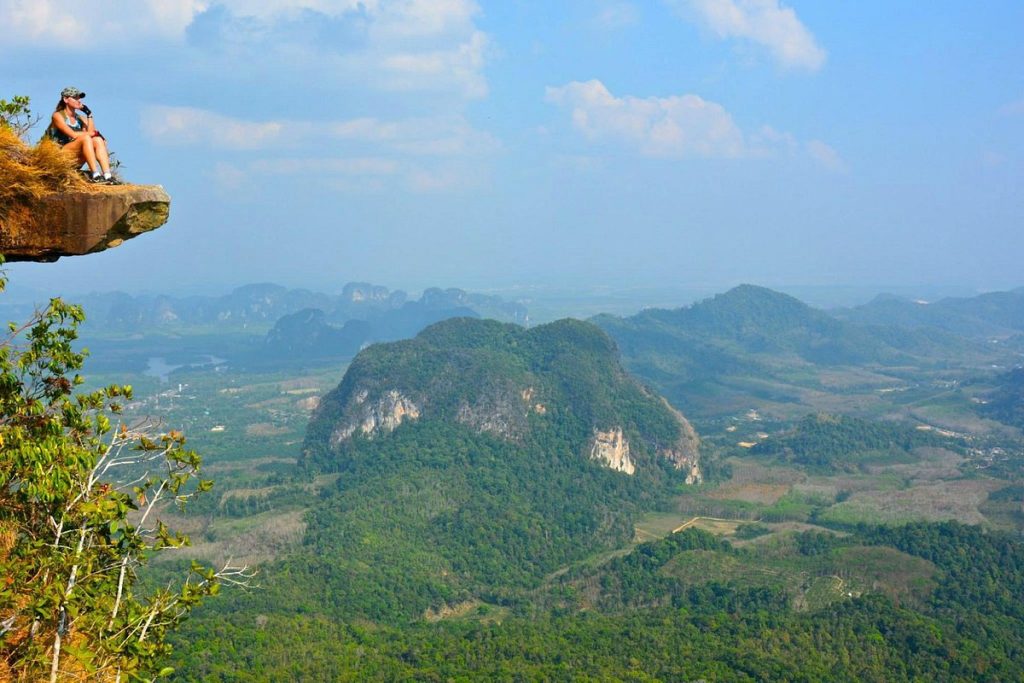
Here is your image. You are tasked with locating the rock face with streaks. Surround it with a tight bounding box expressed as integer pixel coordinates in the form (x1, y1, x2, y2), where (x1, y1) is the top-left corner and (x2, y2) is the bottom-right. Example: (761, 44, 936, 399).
(590, 428, 636, 475)
(329, 389, 422, 447)
(0, 185, 170, 262)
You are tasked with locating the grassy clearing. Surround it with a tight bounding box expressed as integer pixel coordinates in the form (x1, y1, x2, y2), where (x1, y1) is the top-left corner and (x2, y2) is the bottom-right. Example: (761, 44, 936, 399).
(708, 482, 790, 504)
(634, 512, 694, 542)
(818, 479, 999, 526)
(159, 509, 307, 568)
(832, 546, 937, 605)
(686, 517, 744, 535)
(660, 534, 938, 612)
(426, 601, 512, 625)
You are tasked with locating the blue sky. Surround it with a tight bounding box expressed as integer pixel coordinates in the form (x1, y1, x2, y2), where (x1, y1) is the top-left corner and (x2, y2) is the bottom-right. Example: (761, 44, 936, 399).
(3, 0, 1022, 298)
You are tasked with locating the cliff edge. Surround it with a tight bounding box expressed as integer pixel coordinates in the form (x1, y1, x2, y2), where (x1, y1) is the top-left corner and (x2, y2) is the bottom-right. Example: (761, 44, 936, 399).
(0, 184, 170, 262)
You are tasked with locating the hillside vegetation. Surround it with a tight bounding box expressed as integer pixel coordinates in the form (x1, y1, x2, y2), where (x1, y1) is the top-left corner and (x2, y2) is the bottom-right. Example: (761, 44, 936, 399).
(174, 318, 703, 629)
(981, 368, 1024, 430)
(751, 413, 952, 473)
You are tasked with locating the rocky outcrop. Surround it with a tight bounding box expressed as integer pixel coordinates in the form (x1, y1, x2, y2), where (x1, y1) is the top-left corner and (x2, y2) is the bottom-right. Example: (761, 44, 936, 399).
(0, 185, 170, 262)
(590, 428, 636, 475)
(657, 399, 703, 484)
(455, 384, 540, 441)
(330, 389, 421, 446)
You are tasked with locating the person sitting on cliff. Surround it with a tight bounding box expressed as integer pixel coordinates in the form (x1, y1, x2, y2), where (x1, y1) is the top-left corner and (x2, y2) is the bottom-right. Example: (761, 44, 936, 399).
(46, 87, 118, 184)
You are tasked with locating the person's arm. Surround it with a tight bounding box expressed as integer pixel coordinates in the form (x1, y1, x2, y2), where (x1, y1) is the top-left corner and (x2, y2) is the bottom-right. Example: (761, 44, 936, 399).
(79, 105, 95, 134)
(50, 111, 86, 139)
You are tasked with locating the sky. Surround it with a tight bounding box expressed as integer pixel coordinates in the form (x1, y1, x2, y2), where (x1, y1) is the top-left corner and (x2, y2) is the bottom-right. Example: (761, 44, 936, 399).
(2, 0, 1023, 299)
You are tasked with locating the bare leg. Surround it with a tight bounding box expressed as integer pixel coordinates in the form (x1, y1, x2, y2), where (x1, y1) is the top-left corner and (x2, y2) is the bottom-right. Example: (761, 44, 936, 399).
(65, 136, 98, 174)
(92, 137, 111, 175)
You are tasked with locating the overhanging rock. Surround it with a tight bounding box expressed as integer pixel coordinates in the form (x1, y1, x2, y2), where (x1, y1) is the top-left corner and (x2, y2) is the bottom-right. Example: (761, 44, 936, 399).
(0, 185, 170, 262)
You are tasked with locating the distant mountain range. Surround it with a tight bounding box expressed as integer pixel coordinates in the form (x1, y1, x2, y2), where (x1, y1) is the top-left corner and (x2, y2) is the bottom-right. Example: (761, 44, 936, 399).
(52, 282, 527, 335)
(262, 287, 528, 361)
(834, 289, 1024, 339)
(594, 284, 1020, 420)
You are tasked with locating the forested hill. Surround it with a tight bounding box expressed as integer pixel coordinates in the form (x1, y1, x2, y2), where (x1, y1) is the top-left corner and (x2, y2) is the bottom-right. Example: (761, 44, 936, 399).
(302, 316, 700, 479)
(835, 288, 1024, 338)
(202, 317, 702, 624)
(982, 367, 1024, 429)
(596, 284, 903, 366)
(590, 284, 994, 420)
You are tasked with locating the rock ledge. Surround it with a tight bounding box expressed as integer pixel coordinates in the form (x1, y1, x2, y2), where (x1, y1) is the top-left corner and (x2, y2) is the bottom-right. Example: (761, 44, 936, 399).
(0, 185, 170, 262)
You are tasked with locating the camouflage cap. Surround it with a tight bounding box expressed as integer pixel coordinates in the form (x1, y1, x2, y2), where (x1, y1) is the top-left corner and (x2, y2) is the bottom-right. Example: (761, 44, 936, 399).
(60, 86, 86, 98)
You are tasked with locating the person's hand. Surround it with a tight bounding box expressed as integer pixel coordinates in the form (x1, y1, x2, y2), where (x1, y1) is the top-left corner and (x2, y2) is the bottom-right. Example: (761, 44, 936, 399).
(80, 104, 92, 117)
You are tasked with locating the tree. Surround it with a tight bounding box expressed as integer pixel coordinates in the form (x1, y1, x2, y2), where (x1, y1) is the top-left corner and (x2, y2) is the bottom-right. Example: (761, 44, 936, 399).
(0, 96, 40, 140)
(0, 262, 248, 682)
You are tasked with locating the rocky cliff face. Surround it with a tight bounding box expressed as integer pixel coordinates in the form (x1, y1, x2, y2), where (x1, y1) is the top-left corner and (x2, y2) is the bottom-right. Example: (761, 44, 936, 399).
(590, 428, 636, 475)
(456, 393, 525, 440)
(589, 405, 701, 480)
(0, 185, 170, 262)
(329, 389, 421, 447)
(657, 400, 703, 484)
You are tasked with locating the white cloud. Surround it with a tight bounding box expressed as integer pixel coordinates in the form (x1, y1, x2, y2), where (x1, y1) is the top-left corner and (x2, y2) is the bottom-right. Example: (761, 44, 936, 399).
(591, 2, 639, 30)
(546, 80, 841, 170)
(142, 105, 497, 192)
(545, 80, 745, 158)
(0, 0, 204, 46)
(805, 140, 846, 173)
(250, 157, 400, 175)
(143, 106, 499, 156)
(216, 0, 367, 20)
(329, 115, 500, 155)
(142, 106, 287, 150)
(368, 0, 479, 38)
(377, 29, 491, 97)
(0, 0, 491, 98)
(669, 0, 826, 70)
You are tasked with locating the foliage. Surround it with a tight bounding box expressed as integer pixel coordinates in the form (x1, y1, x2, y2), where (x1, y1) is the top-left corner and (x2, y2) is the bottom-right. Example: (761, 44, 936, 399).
(0, 96, 39, 139)
(0, 265, 244, 682)
(303, 317, 686, 474)
(258, 317, 699, 622)
(733, 521, 772, 539)
(750, 413, 951, 473)
(171, 523, 1024, 681)
(981, 367, 1024, 429)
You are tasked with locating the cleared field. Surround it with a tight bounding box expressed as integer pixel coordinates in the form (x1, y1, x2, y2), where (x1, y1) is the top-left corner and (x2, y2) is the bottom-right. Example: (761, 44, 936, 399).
(832, 546, 937, 605)
(726, 458, 806, 485)
(426, 601, 511, 625)
(162, 508, 308, 568)
(634, 512, 695, 542)
(672, 517, 745, 536)
(661, 538, 938, 612)
(708, 482, 790, 504)
(245, 422, 290, 436)
(818, 478, 1001, 526)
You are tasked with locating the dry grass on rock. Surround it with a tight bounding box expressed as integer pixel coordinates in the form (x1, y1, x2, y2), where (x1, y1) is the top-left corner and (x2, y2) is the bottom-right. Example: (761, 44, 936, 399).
(0, 126, 88, 223)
